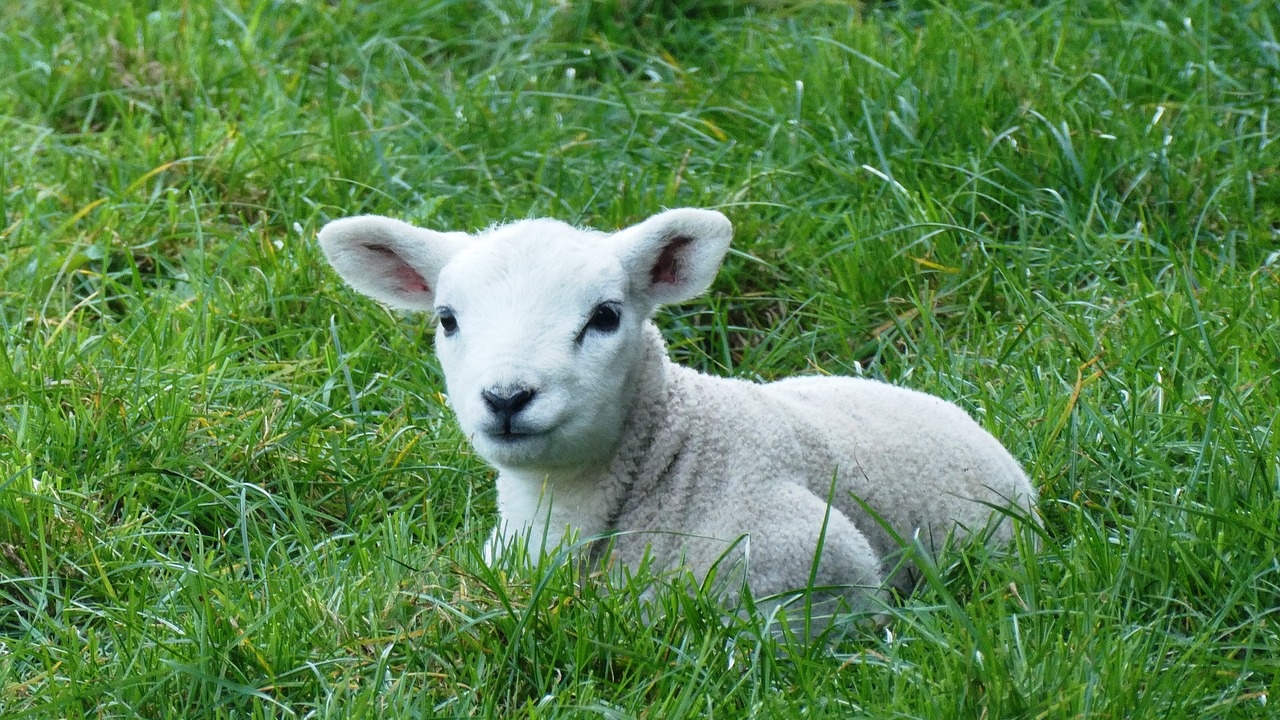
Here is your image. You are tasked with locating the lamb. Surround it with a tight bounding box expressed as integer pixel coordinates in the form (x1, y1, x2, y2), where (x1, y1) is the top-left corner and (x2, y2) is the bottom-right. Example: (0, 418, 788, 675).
(317, 207, 1037, 622)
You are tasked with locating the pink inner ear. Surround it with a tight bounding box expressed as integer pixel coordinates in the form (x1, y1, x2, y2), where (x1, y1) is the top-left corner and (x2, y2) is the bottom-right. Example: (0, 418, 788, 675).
(394, 266, 430, 294)
(650, 235, 692, 286)
(367, 243, 431, 296)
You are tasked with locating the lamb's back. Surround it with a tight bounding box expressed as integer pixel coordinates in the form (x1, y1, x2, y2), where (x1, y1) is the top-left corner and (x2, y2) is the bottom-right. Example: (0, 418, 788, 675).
(762, 374, 1033, 561)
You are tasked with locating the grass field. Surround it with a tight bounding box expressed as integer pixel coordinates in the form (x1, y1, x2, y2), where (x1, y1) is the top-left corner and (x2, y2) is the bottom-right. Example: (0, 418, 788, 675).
(1, 0, 1278, 717)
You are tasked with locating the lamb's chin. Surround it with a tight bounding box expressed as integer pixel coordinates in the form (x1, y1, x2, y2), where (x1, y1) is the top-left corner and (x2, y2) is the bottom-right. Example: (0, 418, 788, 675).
(473, 431, 555, 468)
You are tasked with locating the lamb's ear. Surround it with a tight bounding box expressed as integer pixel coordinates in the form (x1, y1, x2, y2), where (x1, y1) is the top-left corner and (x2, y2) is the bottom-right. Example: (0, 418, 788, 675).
(317, 215, 467, 312)
(610, 208, 733, 307)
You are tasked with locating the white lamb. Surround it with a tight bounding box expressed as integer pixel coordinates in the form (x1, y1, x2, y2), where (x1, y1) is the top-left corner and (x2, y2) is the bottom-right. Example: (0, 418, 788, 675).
(318, 208, 1036, 620)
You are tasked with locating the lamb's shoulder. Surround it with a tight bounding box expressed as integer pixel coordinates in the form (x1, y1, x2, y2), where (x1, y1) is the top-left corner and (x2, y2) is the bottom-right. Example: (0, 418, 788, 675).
(653, 363, 828, 470)
(602, 365, 801, 547)
(608, 364, 887, 601)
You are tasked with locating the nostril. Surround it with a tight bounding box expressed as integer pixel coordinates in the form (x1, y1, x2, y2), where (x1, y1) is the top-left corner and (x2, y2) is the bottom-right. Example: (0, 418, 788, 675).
(508, 388, 535, 413)
(482, 387, 537, 418)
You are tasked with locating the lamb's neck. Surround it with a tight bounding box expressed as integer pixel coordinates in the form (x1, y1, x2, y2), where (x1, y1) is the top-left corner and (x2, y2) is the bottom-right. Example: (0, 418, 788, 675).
(594, 323, 685, 521)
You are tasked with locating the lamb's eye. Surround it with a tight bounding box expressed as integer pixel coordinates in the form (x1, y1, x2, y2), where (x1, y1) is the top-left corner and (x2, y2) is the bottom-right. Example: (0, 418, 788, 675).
(437, 309, 458, 336)
(586, 303, 621, 334)
(576, 303, 621, 344)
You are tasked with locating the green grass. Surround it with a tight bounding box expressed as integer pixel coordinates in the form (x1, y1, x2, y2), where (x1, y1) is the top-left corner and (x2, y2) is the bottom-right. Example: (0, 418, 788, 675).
(1, 0, 1277, 716)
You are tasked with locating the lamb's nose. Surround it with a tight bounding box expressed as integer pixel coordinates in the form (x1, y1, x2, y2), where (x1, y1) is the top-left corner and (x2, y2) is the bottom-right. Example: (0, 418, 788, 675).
(482, 387, 536, 421)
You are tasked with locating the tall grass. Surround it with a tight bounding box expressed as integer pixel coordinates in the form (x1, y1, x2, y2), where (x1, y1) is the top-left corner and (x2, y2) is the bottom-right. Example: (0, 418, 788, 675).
(1, 0, 1277, 717)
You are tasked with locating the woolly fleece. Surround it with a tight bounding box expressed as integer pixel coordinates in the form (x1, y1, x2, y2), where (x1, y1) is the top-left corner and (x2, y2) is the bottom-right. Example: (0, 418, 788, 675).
(549, 323, 1035, 612)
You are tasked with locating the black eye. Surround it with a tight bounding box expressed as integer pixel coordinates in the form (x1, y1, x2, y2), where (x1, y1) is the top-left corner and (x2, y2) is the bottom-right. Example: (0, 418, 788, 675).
(437, 309, 458, 336)
(587, 303, 621, 333)
(576, 302, 621, 344)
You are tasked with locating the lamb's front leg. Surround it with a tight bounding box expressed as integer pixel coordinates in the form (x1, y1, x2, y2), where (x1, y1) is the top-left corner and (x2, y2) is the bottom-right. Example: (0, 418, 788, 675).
(489, 468, 617, 565)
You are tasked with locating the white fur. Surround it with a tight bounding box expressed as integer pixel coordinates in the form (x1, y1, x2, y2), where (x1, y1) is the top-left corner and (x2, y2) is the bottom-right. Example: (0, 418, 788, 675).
(319, 208, 1037, 619)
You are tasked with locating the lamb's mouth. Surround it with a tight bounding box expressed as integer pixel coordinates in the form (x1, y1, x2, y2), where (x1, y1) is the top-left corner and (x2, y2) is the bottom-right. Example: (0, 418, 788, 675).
(491, 431, 538, 443)
(484, 426, 548, 444)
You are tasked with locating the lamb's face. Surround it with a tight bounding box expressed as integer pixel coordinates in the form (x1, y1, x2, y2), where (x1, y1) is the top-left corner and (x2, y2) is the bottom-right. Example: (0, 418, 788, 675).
(318, 208, 733, 473)
(431, 222, 647, 469)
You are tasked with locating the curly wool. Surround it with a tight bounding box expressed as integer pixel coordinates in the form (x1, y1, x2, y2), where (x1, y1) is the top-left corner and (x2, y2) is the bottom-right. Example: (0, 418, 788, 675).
(581, 323, 1034, 610)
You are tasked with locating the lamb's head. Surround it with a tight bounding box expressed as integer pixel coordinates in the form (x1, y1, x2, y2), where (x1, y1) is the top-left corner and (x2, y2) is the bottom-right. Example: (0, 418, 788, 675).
(318, 208, 732, 472)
